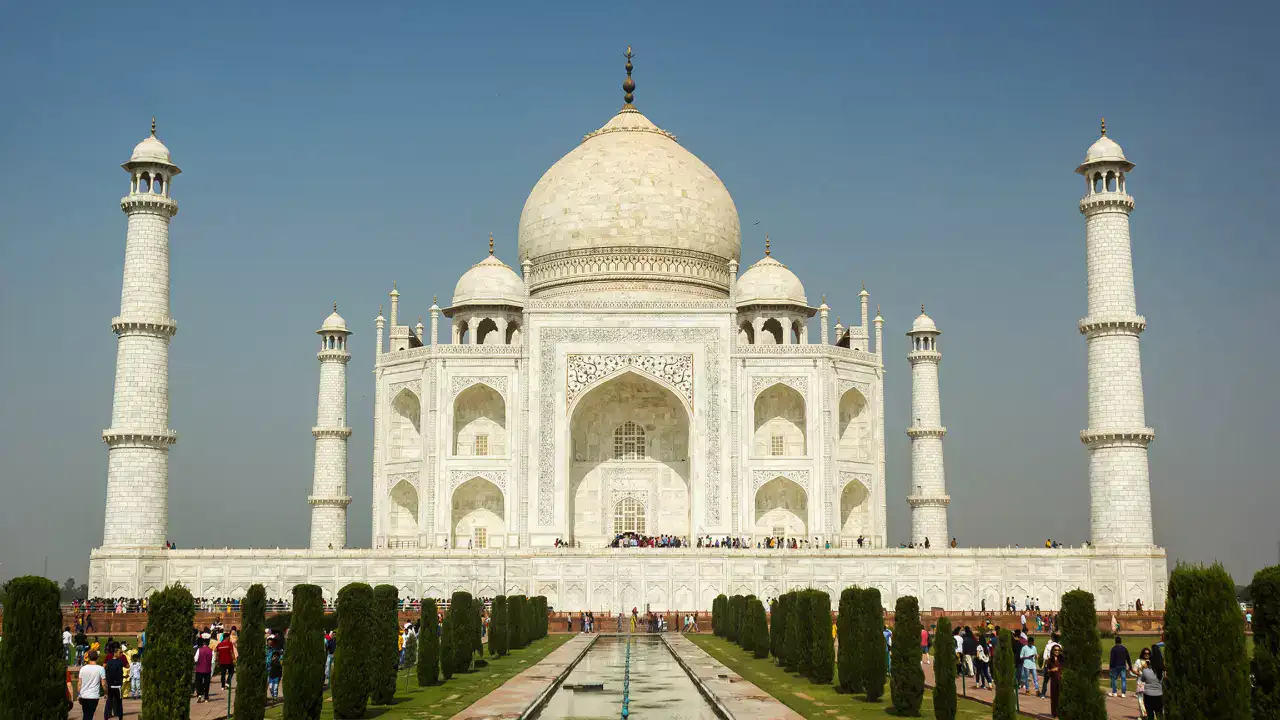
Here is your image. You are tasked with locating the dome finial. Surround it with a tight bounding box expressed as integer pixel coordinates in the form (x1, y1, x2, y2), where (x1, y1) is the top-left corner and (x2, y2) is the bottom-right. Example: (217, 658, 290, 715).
(921, 303, 926, 314)
(333, 300, 338, 312)
(151, 116, 156, 137)
(764, 235, 771, 256)
(1100, 117, 1106, 137)
(821, 294, 827, 303)
(489, 232, 494, 255)
(433, 295, 438, 304)
(622, 46, 636, 108)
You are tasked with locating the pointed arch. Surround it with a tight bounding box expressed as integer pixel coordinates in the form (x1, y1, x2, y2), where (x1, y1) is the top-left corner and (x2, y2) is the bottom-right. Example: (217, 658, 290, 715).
(453, 382, 506, 456)
(839, 478, 870, 538)
(753, 476, 807, 538)
(753, 382, 806, 456)
(760, 318, 783, 344)
(476, 318, 500, 345)
(837, 387, 870, 462)
(451, 476, 505, 548)
(738, 320, 755, 345)
(389, 388, 421, 461)
(388, 479, 419, 537)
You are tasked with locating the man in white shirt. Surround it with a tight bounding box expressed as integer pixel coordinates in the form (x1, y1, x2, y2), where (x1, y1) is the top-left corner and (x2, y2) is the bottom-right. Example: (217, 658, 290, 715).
(1039, 633, 1060, 697)
(78, 650, 107, 719)
(62, 626, 74, 663)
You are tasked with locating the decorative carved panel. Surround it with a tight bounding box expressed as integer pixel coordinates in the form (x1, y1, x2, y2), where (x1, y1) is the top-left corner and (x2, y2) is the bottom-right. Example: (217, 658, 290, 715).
(566, 354, 694, 408)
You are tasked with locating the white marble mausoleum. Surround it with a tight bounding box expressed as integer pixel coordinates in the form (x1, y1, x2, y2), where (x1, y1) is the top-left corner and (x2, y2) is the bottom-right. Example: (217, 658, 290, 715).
(89, 59, 1167, 611)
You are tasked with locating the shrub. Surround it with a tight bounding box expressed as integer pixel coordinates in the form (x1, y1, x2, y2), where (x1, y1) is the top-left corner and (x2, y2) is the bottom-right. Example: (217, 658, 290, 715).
(140, 584, 196, 720)
(752, 599, 770, 659)
(837, 587, 860, 694)
(489, 596, 509, 657)
(234, 584, 268, 720)
(1057, 589, 1106, 720)
(727, 595, 743, 643)
(417, 599, 439, 686)
(741, 597, 756, 653)
(266, 611, 338, 635)
(283, 584, 326, 720)
(769, 597, 783, 661)
(0, 576, 64, 720)
(534, 596, 548, 639)
(1252, 565, 1280, 719)
(808, 590, 835, 684)
(783, 592, 804, 671)
(439, 612, 454, 681)
(890, 595, 924, 716)
(447, 591, 475, 673)
(508, 595, 526, 649)
(713, 595, 727, 637)
(371, 585, 400, 705)
(931, 616, 956, 720)
(1165, 562, 1250, 719)
(992, 628, 1017, 720)
(861, 587, 886, 702)
(794, 591, 814, 677)
(332, 582, 375, 718)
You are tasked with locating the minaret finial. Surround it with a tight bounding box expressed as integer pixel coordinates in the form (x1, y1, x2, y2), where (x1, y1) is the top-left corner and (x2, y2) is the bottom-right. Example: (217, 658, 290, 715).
(1100, 117, 1106, 137)
(921, 303, 926, 314)
(151, 116, 156, 136)
(489, 232, 494, 255)
(821, 294, 827, 304)
(333, 300, 338, 312)
(379, 304, 383, 315)
(433, 295, 438, 304)
(393, 280, 397, 290)
(862, 280, 866, 291)
(622, 46, 636, 108)
(764, 235, 771, 256)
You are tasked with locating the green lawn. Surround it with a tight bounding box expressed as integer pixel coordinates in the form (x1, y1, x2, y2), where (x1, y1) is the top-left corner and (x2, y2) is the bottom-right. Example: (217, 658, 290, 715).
(688, 634, 992, 719)
(264, 634, 571, 720)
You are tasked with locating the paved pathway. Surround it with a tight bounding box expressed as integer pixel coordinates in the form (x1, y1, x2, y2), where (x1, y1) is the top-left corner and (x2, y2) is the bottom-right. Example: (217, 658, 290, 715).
(921, 661, 1143, 719)
(68, 680, 240, 719)
(663, 633, 804, 720)
(450, 634, 596, 720)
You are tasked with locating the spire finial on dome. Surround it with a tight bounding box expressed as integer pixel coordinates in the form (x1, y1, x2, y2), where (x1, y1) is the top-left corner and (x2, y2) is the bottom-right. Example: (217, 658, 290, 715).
(433, 295, 438, 304)
(151, 116, 156, 137)
(764, 235, 771, 256)
(1100, 117, 1106, 137)
(821, 294, 827, 304)
(333, 300, 338, 312)
(921, 303, 926, 314)
(379, 304, 383, 315)
(489, 232, 494, 255)
(622, 46, 636, 108)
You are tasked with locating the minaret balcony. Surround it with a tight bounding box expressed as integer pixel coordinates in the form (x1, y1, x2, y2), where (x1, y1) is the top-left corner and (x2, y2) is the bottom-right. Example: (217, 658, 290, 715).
(1080, 428, 1154, 447)
(907, 350, 941, 364)
(317, 349, 352, 363)
(1079, 192, 1135, 214)
(1078, 314, 1145, 336)
(906, 494, 951, 508)
(906, 426, 946, 439)
(112, 316, 177, 337)
(120, 194, 178, 216)
(307, 495, 352, 507)
(312, 427, 353, 439)
(102, 429, 177, 447)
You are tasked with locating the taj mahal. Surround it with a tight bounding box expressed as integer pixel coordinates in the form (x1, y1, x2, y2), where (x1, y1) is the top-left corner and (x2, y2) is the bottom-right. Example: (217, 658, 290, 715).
(88, 55, 1167, 612)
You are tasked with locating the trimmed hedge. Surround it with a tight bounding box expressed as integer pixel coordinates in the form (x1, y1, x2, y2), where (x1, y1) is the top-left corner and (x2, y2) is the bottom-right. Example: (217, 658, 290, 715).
(751, 599, 770, 659)
(727, 595, 744, 643)
(860, 587, 886, 701)
(931, 616, 956, 720)
(141, 584, 196, 720)
(768, 597, 783, 661)
(234, 584, 268, 720)
(332, 582, 375, 718)
(741, 594, 758, 653)
(890, 595, 924, 716)
(533, 596, 549, 639)
(808, 590, 834, 684)
(371, 585, 400, 705)
(447, 591, 476, 673)
(266, 611, 338, 635)
(783, 592, 803, 671)
(0, 576, 64, 720)
(508, 595, 527, 649)
(1165, 562, 1250, 719)
(837, 587, 860, 694)
(417, 599, 439, 686)
(283, 584, 326, 720)
(795, 591, 815, 677)
(713, 594, 727, 637)
(1252, 565, 1280, 719)
(1057, 589, 1106, 720)
(490, 595, 509, 657)
(992, 628, 1017, 720)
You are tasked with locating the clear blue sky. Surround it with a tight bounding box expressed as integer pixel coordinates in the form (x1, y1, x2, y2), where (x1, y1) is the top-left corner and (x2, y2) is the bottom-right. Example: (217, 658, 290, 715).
(2, 2, 1277, 587)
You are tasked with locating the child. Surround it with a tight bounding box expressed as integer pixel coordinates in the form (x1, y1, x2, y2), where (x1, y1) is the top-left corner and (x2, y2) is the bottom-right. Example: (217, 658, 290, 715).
(268, 650, 283, 698)
(128, 645, 142, 699)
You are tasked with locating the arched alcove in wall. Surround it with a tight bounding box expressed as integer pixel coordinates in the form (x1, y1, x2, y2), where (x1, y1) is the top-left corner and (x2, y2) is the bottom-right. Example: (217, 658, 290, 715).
(753, 383, 806, 456)
(839, 478, 870, 538)
(753, 476, 807, 537)
(452, 476, 504, 548)
(389, 389, 421, 461)
(760, 318, 783, 344)
(837, 387, 870, 462)
(567, 370, 691, 545)
(738, 321, 755, 345)
(388, 479, 419, 537)
(453, 384, 506, 456)
(476, 318, 500, 345)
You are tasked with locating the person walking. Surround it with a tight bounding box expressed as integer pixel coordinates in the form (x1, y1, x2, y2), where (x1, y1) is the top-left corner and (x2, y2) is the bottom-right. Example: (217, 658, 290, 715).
(193, 637, 214, 703)
(1108, 635, 1132, 697)
(1131, 647, 1151, 717)
(1043, 644, 1063, 716)
(920, 625, 931, 664)
(102, 642, 129, 718)
(216, 632, 237, 689)
(974, 640, 991, 689)
(78, 650, 107, 720)
(1140, 645, 1164, 718)
(1020, 635, 1040, 695)
(268, 649, 283, 699)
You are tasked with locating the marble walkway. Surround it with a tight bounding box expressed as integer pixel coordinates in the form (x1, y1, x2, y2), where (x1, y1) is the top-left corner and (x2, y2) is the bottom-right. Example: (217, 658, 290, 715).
(662, 632, 804, 720)
(450, 634, 596, 720)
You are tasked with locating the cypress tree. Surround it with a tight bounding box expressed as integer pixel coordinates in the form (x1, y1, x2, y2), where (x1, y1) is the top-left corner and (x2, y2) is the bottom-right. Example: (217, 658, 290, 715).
(769, 597, 783, 661)
(509, 595, 526, 649)
(795, 591, 815, 677)
(713, 595, 727, 637)
(535, 596, 548, 639)
(490, 596, 509, 657)
(370, 585, 400, 705)
(283, 584, 326, 720)
(234, 584, 268, 720)
(447, 591, 475, 673)
(1165, 562, 1250, 719)
(783, 592, 804, 672)
(1252, 565, 1280, 720)
(991, 628, 1017, 720)
(0, 576, 64, 720)
(861, 587, 886, 702)
(726, 595, 741, 643)
(140, 584, 196, 720)
(332, 582, 375, 719)
(752, 599, 770, 659)
(931, 616, 956, 720)
(837, 587, 859, 693)
(809, 590, 835, 684)
(1056, 589, 1107, 720)
(417, 599, 439, 686)
(439, 611, 455, 681)
(890, 595, 924, 716)
(741, 596, 756, 653)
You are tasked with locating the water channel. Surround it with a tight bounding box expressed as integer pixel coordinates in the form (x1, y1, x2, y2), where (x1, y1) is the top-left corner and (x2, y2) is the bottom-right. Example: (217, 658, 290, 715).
(535, 635, 720, 720)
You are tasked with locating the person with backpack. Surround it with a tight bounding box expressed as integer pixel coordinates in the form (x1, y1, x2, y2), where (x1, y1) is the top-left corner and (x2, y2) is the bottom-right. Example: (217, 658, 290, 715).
(268, 650, 284, 698)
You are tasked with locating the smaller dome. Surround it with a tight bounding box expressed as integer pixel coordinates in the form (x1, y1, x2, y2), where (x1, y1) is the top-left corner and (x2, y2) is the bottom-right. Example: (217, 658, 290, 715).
(736, 255, 807, 307)
(910, 310, 938, 334)
(320, 305, 348, 332)
(451, 254, 527, 308)
(1083, 135, 1126, 165)
(130, 134, 173, 165)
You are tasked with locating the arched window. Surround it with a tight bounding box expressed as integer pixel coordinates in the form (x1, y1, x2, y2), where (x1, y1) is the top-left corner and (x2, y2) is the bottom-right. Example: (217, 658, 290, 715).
(613, 421, 646, 460)
(476, 318, 499, 345)
(761, 318, 783, 345)
(739, 321, 755, 345)
(613, 497, 646, 534)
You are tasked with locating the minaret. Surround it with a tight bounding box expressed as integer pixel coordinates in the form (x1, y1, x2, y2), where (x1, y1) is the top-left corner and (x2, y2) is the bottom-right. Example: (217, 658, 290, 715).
(819, 295, 830, 344)
(429, 296, 440, 346)
(873, 305, 883, 357)
(309, 303, 353, 550)
(1076, 119, 1154, 547)
(860, 282, 870, 337)
(906, 306, 949, 546)
(102, 119, 180, 549)
(375, 305, 385, 356)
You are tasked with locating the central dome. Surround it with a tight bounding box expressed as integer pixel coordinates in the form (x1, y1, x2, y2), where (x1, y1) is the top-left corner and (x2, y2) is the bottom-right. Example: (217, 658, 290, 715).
(517, 105, 741, 299)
